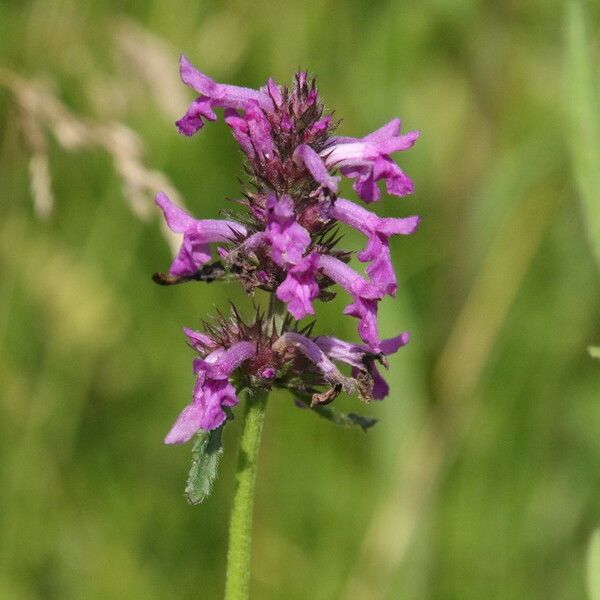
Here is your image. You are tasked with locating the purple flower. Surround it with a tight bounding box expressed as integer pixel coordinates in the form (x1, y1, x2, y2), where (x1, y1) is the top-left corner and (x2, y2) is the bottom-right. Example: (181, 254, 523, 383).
(259, 366, 277, 379)
(273, 332, 355, 397)
(266, 78, 283, 108)
(318, 255, 383, 350)
(276, 253, 320, 319)
(176, 55, 272, 136)
(344, 297, 380, 352)
(224, 101, 277, 163)
(332, 198, 420, 295)
(315, 333, 409, 400)
(156, 192, 246, 276)
(293, 144, 340, 192)
(322, 119, 419, 202)
(165, 341, 255, 443)
(304, 115, 332, 139)
(176, 97, 217, 137)
(155, 63, 421, 449)
(265, 194, 310, 267)
(183, 327, 220, 353)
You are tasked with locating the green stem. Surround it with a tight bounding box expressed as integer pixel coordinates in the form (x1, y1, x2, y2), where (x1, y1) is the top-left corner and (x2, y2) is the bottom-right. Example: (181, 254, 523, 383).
(224, 388, 268, 600)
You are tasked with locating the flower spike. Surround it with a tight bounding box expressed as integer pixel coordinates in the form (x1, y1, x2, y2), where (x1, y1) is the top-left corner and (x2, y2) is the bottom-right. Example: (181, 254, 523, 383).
(155, 62, 420, 444)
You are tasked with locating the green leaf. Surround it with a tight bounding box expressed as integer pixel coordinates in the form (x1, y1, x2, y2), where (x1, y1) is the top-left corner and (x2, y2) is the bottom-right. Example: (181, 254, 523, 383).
(185, 426, 224, 505)
(295, 395, 378, 432)
(566, 1, 600, 271)
(313, 405, 378, 432)
(589, 346, 600, 360)
(587, 528, 600, 600)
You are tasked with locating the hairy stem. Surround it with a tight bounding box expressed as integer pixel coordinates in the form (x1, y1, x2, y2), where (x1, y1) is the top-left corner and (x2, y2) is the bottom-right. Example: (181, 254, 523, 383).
(224, 388, 268, 600)
(224, 292, 281, 598)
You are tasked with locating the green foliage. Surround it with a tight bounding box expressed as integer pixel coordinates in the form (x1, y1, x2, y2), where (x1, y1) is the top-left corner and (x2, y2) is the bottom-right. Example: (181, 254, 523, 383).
(590, 346, 600, 360)
(588, 529, 600, 600)
(566, 1, 600, 271)
(294, 393, 378, 432)
(185, 427, 225, 505)
(310, 405, 378, 432)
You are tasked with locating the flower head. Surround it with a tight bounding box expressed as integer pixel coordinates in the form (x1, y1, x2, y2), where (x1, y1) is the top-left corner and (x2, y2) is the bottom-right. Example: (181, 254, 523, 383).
(155, 58, 420, 444)
(165, 309, 383, 442)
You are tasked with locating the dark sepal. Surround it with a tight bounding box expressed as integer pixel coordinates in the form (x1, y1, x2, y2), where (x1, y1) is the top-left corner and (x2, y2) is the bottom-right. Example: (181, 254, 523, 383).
(152, 261, 238, 286)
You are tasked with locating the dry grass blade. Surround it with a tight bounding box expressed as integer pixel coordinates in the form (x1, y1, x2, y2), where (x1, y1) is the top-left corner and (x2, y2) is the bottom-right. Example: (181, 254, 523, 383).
(115, 18, 187, 119)
(0, 66, 182, 252)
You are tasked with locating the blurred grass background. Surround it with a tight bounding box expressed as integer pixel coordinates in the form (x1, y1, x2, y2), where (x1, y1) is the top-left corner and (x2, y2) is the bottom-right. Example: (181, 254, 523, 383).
(1, 0, 600, 598)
